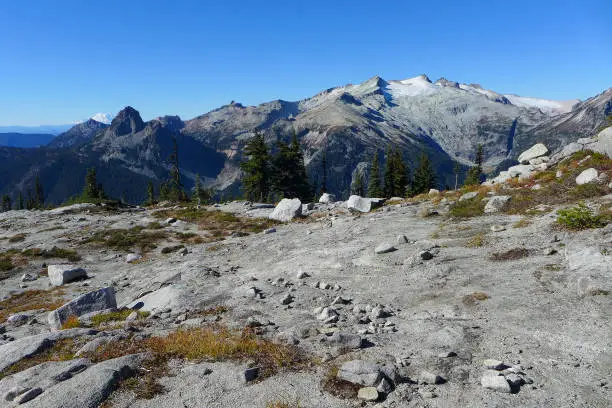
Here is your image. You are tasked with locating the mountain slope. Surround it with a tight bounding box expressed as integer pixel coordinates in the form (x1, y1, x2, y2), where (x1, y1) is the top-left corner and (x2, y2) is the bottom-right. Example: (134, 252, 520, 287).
(0, 133, 55, 148)
(48, 119, 108, 148)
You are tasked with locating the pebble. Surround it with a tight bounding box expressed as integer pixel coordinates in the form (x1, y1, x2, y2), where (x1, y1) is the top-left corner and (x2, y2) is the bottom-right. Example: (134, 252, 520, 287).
(243, 367, 260, 382)
(490, 225, 506, 232)
(296, 270, 309, 279)
(357, 387, 379, 401)
(280, 294, 293, 305)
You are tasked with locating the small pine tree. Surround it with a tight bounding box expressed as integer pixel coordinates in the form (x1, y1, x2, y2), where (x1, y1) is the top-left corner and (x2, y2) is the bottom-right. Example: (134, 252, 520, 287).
(159, 182, 170, 201)
(367, 151, 383, 197)
(453, 162, 461, 190)
(383, 146, 394, 197)
(1, 195, 11, 212)
(270, 132, 311, 201)
(82, 168, 104, 201)
(320, 149, 328, 195)
(240, 132, 271, 202)
(391, 148, 408, 197)
(412, 152, 437, 194)
(145, 181, 155, 206)
(34, 176, 44, 209)
(17, 191, 24, 210)
(465, 144, 484, 186)
(192, 174, 210, 206)
(352, 170, 366, 196)
(167, 137, 187, 202)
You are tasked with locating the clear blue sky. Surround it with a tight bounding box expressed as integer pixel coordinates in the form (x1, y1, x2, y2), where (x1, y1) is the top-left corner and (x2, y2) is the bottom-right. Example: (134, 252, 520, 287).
(0, 0, 610, 125)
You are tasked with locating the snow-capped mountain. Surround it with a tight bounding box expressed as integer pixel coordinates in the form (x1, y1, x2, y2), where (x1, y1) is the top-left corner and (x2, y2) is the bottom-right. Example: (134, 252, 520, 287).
(0, 74, 610, 204)
(89, 113, 113, 125)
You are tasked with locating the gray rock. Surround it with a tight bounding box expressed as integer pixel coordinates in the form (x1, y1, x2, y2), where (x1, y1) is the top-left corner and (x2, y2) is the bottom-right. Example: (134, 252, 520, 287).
(317, 307, 339, 323)
(396, 234, 409, 244)
(420, 250, 434, 260)
(7, 313, 31, 327)
(518, 143, 548, 164)
(428, 189, 440, 196)
(165, 217, 177, 224)
(347, 195, 373, 213)
(319, 193, 336, 204)
(48, 287, 117, 329)
(357, 387, 379, 401)
(280, 293, 293, 305)
(375, 243, 396, 254)
(263, 227, 276, 234)
(484, 196, 511, 213)
(483, 359, 506, 370)
(125, 253, 141, 263)
(47, 265, 87, 286)
(459, 191, 479, 201)
(490, 225, 506, 232)
(269, 198, 302, 222)
(14, 387, 42, 404)
(243, 367, 260, 382)
(337, 360, 381, 386)
(327, 332, 363, 349)
(505, 373, 524, 387)
(23, 354, 144, 408)
(481, 373, 511, 393)
(420, 371, 446, 384)
(529, 156, 549, 165)
(575, 168, 598, 185)
(296, 270, 309, 279)
(21, 273, 37, 282)
(377, 377, 393, 394)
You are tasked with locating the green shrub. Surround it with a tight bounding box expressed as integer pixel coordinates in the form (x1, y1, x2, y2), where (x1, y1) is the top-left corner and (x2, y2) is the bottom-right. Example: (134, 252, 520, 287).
(556, 203, 609, 230)
(449, 198, 485, 218)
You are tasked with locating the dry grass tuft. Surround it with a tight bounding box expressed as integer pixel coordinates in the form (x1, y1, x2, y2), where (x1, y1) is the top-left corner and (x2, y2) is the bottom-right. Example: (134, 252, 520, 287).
(90, 309, 149, 327)
(8, 233, 27, 243)
(0, 288, 65, 323)
(463, 291, 490, 305)
(85, 227, 167, 253)
(61, 315, 81, 330)
(490, 248, 530, 261)
(513, 218, 532, 228)
(466, 232, 485, 248)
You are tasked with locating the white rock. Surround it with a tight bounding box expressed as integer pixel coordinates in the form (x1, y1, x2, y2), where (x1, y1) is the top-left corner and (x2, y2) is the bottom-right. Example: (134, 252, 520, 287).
(481, 373, 511, 393)
(518, 143, 548, 164)
(428, 189, 440, 196)
(375, 243, 396, 254)
(357, 387, 379, 401)
(484, 196, 511, 214)
(48, 287, 117, 329)
(47, 264, 87, 286)
(126, 253, 142, 263)
(528, 156, 549, 165)
(317, 307, 339, 322)
(296, 270, 309, 279)
(490, 225, 506, 232)
(318, 193, 336, 204)
(396, 234, 409, 244)
(575, 168, 598, 185)
(347, 195, 373, 212)
(459, 191, 478, 201)
(269, 198, 302, 222)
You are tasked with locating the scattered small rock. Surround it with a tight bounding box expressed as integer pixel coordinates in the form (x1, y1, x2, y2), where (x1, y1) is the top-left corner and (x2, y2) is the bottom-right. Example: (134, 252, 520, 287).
(358, 387, 379, 401)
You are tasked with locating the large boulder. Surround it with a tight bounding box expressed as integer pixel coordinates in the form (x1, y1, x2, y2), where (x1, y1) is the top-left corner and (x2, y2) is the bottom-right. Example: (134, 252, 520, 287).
(318, 193, 336, 204)
(518, 143, 548, 164)
(347, 195, 385, 212)
(48, 265, 87, 286)
(48, 287, 117, 329)
(484, 196, 512, 214)
(575, 168, 598, 185)
(507, 164, 536, 180)
(337, 360, 382, 387)
(269, 198, 302, 222)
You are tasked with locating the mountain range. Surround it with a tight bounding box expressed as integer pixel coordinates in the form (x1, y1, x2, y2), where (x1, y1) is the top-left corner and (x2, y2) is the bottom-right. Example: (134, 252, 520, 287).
(0, 74, 610, 204)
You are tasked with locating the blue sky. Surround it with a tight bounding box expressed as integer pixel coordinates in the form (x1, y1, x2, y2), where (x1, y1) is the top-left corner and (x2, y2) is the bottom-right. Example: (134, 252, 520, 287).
(0, 0, 610, 125)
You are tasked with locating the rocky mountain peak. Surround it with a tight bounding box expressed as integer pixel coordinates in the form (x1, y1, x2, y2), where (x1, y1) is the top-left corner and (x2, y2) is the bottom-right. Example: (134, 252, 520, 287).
(110, 106, 145, 136)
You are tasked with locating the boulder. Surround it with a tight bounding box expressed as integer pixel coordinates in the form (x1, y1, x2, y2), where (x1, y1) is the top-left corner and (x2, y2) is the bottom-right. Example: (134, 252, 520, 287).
(375, 243, 396, 254)
(507, 164, 536, 180)
(357, 387, 379, 401)
(337, 360, 381, 387)
(481, 372, 511, 393)
(319, 193, 336, 204)
(48, 287, 117, 329)
(269, 198, 302, 222)
(484, 196, 511, 214)
(518, 143, 548, 164)
(47, 265, 87, 286)
(575, 168, 598, 185)
(125, 254, 141, 263)
(347, 195, 372, 212)
(326, 332, 363, 349)
(459, 191, 478, 201)
(428, 189, 440, 196)
(529, 156, 549, 165)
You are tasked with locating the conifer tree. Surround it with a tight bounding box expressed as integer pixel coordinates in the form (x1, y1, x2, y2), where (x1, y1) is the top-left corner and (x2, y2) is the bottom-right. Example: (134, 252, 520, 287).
(390, 148, 408, 197)
(383, 146, 394, 197)
(159, 182, 170, 201)
(168, 137, 187, 201)
(367, 151, 383, 197)
(240, 132, 271, 202)
(320, 149, 327, 195)
(146, 181, 155, 206)
(270, 132, 311, 201)
(192, 174, 210, 205)
(352, 170, 366, 196)
(412, 152, 437, 194)
(34, 176, 44, 209)
(1, 195, 11, 212)
(82, 168, 105, 201)
(453, 162, 461, 190)
(17, 192, 24, 210)
(465, 144, 484, 186)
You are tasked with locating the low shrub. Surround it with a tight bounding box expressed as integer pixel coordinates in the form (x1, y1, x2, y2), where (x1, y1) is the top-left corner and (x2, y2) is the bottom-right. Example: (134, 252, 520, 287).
(556, 203, 609, 230)
(449, 198, 485, 218)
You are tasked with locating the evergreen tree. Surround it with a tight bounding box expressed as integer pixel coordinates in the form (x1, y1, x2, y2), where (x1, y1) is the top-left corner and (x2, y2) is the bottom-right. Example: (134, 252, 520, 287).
(320, 149, 327, 195)
(390, 148, 408, 197)
(453, 162, 461, 190)
(159, 182, 170, 201)
(352, 170, 366, 196)
(465, 144, 484, 186)
(270, 132, 311, 201)
(82, 168, 105, 201)
(412, 152, 437, 194)
(17, 192, 24, 210)
(192, 174, 210, 205)
(34, 176, 44, 209)
(383, 146, 394, 197)
(1, 195, 11, 212)
(240, 132, 271, 202)
(25, 189, 35, 210)
(367, 151, 383, 197)
(144, 181, 155, 206)
(168, 137, 187, 201)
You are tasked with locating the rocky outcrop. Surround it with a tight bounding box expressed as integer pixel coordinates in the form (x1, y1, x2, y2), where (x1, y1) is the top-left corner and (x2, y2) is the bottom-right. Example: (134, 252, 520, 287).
(269, 198, 302, 222)
(48, 287, 117, 329)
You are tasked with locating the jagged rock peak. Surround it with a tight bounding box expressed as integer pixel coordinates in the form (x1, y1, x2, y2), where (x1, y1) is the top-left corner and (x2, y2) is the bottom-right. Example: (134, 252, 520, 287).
(435, 77, 460, 88)
(154, 115, 184, 132)
(110, 106, 145, 136)
(416, 74, 432, 83)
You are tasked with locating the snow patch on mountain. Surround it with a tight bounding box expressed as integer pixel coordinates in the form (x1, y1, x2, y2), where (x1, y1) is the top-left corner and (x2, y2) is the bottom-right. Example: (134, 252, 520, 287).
(89, 113, 114, 124)
(502, 95, 578, 115)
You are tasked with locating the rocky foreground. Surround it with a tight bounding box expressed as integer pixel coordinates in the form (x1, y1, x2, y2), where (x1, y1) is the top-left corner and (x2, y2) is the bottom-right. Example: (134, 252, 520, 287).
(0, 149, 611, 407)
